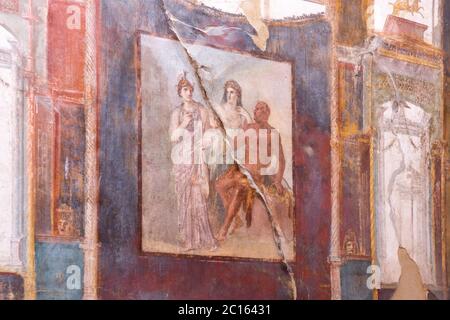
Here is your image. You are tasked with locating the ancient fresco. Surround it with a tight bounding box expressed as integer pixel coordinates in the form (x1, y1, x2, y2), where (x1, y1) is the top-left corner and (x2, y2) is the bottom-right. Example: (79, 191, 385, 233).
(362, 28, 445, 290)
(0, 25, 24, 268)
(0, 0, 448, 301)
(376, 100, 435, 285)
(139, 33, 294, 260)
(373, 0, 441, 44)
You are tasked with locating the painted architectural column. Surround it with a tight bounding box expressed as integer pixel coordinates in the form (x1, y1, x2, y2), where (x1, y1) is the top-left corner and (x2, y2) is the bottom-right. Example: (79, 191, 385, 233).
(327, 0, 342, 300)
(82, 0, 99, 300)
(445, 0, 450, 290)
(24, 0, 37, 300)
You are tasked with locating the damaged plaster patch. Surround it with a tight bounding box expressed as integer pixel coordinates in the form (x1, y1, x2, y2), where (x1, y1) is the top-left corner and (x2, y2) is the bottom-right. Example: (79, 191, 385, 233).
(239, 0, 269, 51)
(159, 0, 296, 299)
(391, 247, 427, 300)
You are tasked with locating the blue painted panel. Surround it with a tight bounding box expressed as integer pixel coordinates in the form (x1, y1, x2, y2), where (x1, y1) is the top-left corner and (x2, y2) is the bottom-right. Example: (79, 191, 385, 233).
(341, 260, 372, 300)
(35, 241, 84, 300)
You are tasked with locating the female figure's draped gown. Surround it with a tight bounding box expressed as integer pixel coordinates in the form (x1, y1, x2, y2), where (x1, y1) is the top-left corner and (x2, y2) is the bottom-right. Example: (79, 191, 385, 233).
(170, 103, 217, 251)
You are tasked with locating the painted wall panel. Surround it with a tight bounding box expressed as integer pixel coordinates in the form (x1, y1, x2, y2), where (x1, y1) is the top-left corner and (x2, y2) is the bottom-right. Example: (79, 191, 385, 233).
(35, 241, 83, 300)
(99, 0, 331, 300)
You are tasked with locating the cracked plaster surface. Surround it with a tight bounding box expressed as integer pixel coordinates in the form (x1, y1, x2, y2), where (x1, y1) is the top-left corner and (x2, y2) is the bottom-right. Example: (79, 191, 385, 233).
(159, 0, 297, 299)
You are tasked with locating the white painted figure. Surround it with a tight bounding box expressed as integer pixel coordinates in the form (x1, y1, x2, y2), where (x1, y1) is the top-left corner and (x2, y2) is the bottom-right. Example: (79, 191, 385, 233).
(376, 100, 435, 285)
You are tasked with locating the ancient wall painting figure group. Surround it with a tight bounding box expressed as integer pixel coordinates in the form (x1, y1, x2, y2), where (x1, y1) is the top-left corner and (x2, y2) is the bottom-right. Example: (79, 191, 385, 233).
(140, 34, 294, 261)
(170, 75, 288, 249)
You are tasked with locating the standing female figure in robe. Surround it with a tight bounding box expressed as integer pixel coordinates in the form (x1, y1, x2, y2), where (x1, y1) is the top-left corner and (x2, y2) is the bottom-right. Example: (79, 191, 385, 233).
(169, 74, 217, 251)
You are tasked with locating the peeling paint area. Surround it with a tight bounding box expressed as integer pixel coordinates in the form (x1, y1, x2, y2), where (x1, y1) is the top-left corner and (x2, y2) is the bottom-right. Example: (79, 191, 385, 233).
(240, 0, 269, 50)
(391, 247, 427, 300)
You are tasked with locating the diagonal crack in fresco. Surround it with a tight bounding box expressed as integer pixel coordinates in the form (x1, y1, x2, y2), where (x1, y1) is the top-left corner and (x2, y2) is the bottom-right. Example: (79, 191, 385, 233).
(158, 0, 297, 299)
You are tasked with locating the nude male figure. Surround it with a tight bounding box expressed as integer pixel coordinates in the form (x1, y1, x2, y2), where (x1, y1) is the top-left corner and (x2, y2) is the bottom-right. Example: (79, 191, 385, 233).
(215, 101, 286, 241)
